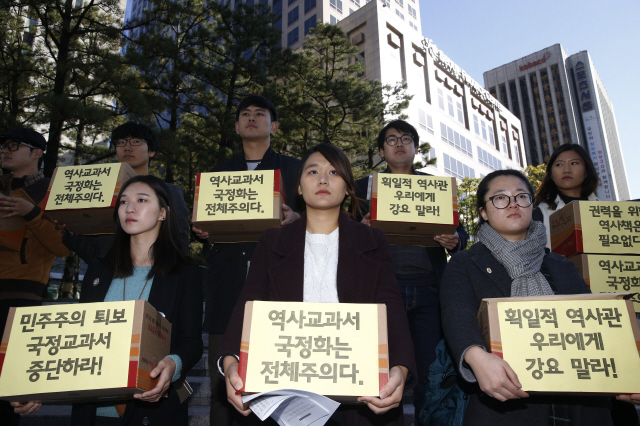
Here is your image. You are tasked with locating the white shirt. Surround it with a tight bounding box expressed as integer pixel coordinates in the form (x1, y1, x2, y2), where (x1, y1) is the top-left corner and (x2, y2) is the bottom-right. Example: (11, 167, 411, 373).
(303, 228, 340, 303)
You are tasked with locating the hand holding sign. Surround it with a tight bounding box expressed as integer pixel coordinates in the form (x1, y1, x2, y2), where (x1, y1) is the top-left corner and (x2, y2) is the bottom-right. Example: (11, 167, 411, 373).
(358, 365, 408, 414)
(134, 357, 176, 402)
(617, 394, 640, 406)
(464, 346, 529, 402)
(281, 203, 300, 225)
(434, 231, 460, 251)
(0, 194, 35, 219)
(10, 400, 41, 415)
(223, 356, 251, 416)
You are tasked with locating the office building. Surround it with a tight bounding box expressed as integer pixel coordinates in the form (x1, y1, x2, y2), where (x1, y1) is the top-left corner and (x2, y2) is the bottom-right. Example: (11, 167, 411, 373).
(484, 44, 629, 201)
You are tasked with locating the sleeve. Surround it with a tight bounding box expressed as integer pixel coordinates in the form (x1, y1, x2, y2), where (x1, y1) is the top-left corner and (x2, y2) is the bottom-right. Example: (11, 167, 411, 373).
(25, 211, 70, 258)
(171, 266, 204, 379)
(167, 185, 191, 255)
(216, 231, 274, 372)
(371, 229, 417, 388)
(166, 354, 183, 382)
(439, 252, 486, 383)
(62, 233, 114, 264)
(449, 222, 469, 254)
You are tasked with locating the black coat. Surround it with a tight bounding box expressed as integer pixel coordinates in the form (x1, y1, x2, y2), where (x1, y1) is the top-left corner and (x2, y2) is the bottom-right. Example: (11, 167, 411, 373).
(440, 242, 612, 426)
(353, 168, 468, 286)
(202, 146, 300, 334)
(219, 212, 416, 426)
(70, 261, 203, 426)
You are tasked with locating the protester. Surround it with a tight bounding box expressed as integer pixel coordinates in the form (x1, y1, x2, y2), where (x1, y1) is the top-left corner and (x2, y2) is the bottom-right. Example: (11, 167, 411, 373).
(61, 122, 190, 263)
(440, 169, 615, 425)
(12, 175, 202, 424)
(353, 120, 468, 423)
(191, 95, 300, 426)
(533, 143, 599, 248)
(0, 127, 70, 426)
(218, 143, 416, 425)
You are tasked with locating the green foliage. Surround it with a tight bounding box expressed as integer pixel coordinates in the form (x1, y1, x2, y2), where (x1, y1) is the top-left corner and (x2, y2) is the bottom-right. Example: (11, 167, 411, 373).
(524, 163, 547, 193)
(457, 176, 482, 244)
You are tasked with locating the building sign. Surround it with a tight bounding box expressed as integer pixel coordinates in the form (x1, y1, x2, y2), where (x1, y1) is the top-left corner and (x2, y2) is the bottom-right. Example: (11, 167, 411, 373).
(422, 39, 502, 113)
(519, 52, 552, 72)
(573, 61, 614, 201)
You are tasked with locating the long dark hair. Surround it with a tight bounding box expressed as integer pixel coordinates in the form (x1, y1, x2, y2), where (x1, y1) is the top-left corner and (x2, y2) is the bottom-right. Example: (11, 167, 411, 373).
(535, 144, 599, 210)
(295, 143, 360, 220)
(107, 175, 185, 279)
(476, 169, 535, 225)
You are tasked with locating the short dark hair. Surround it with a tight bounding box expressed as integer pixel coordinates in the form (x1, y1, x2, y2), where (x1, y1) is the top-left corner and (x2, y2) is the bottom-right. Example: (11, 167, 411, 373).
(377, 120, 420, 150)
(235, 95, 277, 122)
(107, 175, 185, 279)
(476, 169, 535, 225)
(110, 122, 159, 153)
(295, 143, 359, 220)
(535, 143, 599, 210)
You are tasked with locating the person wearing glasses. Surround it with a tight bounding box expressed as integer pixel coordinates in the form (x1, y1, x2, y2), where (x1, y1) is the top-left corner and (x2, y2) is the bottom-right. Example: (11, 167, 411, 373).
(61, 122, 190, 264)
(439, 170, 614, 425)
(353, 120, 468, 424)
(0, 127, 70, 425)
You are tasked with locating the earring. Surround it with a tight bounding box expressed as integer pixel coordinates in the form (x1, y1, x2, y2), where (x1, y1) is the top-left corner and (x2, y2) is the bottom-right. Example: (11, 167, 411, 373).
(159, 216, 165, 221)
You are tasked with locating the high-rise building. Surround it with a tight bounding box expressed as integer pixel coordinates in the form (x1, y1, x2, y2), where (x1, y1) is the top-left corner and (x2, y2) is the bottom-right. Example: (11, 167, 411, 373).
(484, 44, 629, 201)
(336, 2, 525, 178)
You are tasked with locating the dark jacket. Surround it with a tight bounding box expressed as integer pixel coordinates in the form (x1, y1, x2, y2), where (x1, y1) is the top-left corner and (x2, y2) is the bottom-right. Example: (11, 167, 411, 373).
(353, 168, 468, 286)
(203, 146, 300, 334)
(70, 261, 203, 426)
(62, 182, 191, 264)
(440, 242, 612, 426)
(218, 211, 416, 426)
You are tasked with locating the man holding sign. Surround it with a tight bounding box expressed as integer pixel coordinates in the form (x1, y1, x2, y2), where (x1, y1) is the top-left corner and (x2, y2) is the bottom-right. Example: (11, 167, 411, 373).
(353, 120, 468, 424)
(191, 95, 300, 426)
(0, 127, 70, 425)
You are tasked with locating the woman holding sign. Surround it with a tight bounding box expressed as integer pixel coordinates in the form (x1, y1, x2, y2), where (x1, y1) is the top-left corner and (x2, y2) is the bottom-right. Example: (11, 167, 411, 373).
(533, 143, 599, 248)
(12, 175, 203, 425)
(440, 169, 618, 426)
(218, 143, 416, 425)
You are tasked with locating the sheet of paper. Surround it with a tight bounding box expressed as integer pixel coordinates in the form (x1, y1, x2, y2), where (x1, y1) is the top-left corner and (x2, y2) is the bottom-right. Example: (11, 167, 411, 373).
(243, 389, 340, 426)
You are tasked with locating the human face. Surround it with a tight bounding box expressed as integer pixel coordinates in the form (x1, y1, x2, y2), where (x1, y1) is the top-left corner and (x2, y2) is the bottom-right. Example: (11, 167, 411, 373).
(479, 175, 533, 242)
(379, 128, 416, 170)
(551, 150, 587, 198)
(235, 106, 278, 142)
(1, 139, 41, 175)
(118, 182, 166, 238)
(115, 137, 155, 172)
(298, 152, 347, 212)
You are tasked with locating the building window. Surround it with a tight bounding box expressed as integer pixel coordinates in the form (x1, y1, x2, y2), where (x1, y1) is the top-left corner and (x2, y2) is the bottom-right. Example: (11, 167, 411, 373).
(488, 126, 495, 146)
(395, 9, 404, 19)
(481, 121, 487, 140)
(477, 146, 502, 171)
(351, 0, 360, 4)
(304, 15, 316, 34)
(427, 114, 433, 134)
(288, 6, 299, 25)
(395, 0, 403, 6)
(330, 0, 343, 13)
(289, 0, 297, 5)
(513, 144, 520, 164)
(287, 27, 299, 46)
(419, 109, 427, 129)
(456, 101, 464, 124)
(438, 88, 445, 111)
(501, 135, 508, 154)
(330, 14, 339, 24)
(473, 114, 479, 135)
(409, 21, 417, 31)
(444, 153, 475, 180)
(447, 95, 454, 118)
(304, 0, 316, 13)
(350, 8, 354, 13)
(273, 0, 282, 19)
(441, 123, 473, 158)
(274, 18, 282, 30)
(407, 4, 416, 18)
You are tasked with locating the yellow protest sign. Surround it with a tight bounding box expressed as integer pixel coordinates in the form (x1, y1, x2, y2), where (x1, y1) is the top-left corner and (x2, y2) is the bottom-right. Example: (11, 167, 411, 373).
(0, 301, 135, 396)
(497, 299, 640, 393)
(45, 164, 123, 210)
(195, 170, 276, 221)
(580, 202, 640, 253)
(242, 302, 383, 397)
(373, 174, 455, 224)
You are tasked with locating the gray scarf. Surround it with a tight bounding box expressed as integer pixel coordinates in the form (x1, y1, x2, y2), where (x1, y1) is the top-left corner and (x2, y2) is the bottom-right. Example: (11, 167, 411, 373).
(478, 220, 554, 297)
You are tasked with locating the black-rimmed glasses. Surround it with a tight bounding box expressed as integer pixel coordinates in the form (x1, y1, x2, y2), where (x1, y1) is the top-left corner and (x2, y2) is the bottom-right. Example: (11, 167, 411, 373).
(384, 135, 414, 146)
(0, 141, 36, 151)
(115, 138, 147, 147)
(488, 193, 533, 209)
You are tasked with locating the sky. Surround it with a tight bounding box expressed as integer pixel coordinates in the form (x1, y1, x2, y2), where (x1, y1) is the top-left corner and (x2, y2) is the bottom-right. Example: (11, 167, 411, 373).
(418, 0, 640, 199)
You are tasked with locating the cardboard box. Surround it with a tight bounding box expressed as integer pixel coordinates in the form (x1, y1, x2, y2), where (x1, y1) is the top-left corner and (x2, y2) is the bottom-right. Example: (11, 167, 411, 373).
(567, 254, 640, 313)
(0, 216, 26, 251)
(478, 293, 640, 394)
(550, 201, 640, 257)
(192, 170, 285, 243)
(237, 301, 389, 402)
(0, 300, 171, 403)
(42, 163, 137, 235)
(369, 173, 459, 246)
